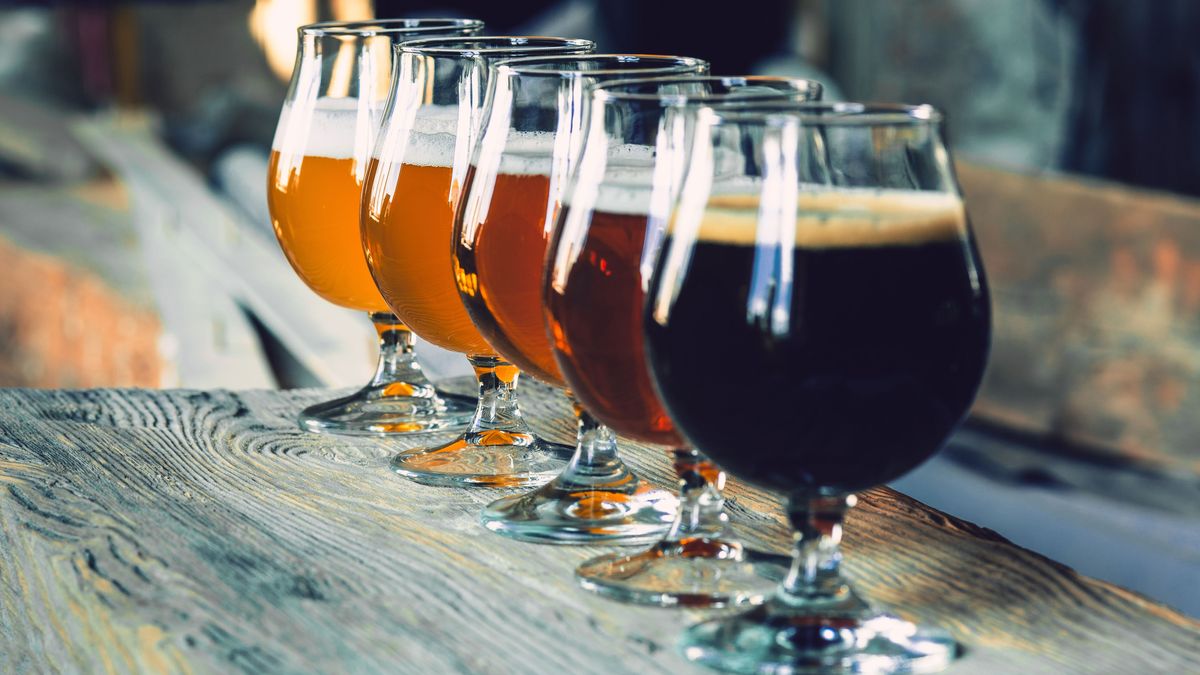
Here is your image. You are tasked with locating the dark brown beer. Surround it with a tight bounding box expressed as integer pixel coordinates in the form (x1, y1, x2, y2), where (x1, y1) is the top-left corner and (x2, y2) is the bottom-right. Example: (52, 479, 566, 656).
(644, 192, 991, 493)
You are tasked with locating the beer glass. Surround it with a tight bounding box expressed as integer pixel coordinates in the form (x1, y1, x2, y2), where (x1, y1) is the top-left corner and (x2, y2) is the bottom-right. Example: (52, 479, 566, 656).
(546, 77, 822, 606)
(644, 104, 990, 672)
(453, 55, 708, 544)
(268, 18, 482, 435)
(361, 37, 594, 486)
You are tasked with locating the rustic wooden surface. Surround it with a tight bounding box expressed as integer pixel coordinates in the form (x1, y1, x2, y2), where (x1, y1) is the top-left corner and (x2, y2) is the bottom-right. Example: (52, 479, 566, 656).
(0, 384, 1195, 674)
(960, 162, 1200, 474)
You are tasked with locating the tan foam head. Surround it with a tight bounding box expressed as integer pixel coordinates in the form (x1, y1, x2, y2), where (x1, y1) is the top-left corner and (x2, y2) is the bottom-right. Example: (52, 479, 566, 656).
(688, 189, 968, 248)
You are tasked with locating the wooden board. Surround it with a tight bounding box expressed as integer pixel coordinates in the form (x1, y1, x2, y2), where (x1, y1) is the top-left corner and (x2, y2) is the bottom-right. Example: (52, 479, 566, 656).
(70, 118, 276, 390)
(0, 385, 1195, 674)
(0, 178, 162, 389)
(961, 162, 1200, 473)
(74, 116, 375, 390)
(0, 94, 99, 182)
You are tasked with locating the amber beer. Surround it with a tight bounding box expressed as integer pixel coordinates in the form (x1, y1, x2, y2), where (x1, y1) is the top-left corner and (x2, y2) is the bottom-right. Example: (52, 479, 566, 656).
(267, 100, 391, 313)
(455, 164, 565, 386)
(545, 194, 683, 446)
(361, 154, 497, 357)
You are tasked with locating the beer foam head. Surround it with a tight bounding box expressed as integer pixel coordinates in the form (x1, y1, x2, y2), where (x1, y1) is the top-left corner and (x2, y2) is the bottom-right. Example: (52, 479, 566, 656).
(273, 99, 467, 165)
(602, 143, 657, 167)
(585, 164, 661, 217)
(564, 142, 658, 214)
(479, 131, 556, 175)
(689, 189, 968, 248)
(391, 104, 462, 167)
(272, 96, 382, 160)
(488, 135, 656, 176)
(588, 183, 654, 216)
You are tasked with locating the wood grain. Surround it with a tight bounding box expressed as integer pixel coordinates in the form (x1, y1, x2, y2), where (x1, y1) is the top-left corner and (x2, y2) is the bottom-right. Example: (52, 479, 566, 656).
(0, 385, 1195, 674)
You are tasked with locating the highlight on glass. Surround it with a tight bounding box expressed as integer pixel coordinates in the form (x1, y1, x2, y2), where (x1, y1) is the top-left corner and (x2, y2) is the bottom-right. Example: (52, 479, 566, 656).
(267, 18, 482, 435)
(546, 76, 822, 606)
(643, 104, 990, 672)
(451, 55, 709, 544)
(360, 36, 594, 486)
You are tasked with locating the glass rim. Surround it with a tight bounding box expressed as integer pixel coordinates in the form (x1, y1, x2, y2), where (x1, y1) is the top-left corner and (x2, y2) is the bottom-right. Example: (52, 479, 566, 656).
(699, 102, 944, 126)
(493, 54, 708, 79)
(398, 36, 594, 56)
(299, 18, 484, 38)
(592, 75, 823, 104)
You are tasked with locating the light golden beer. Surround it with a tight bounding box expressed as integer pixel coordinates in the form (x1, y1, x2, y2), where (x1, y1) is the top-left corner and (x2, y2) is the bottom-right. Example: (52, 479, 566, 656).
(268, 99, 390, 313)
(361, 157, 497, 356)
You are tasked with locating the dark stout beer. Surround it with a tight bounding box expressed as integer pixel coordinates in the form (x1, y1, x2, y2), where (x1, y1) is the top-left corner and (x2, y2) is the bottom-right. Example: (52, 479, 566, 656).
(644, 191, 990, 493)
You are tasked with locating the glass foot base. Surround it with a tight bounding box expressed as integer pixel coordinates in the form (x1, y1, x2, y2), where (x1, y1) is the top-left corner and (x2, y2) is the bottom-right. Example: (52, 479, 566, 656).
(300, 386, 476, 436)
(576, 538, 788, 608)
(390, 431, 572, 488)
(480, 474, 676, 545)
(681, 608, 959, 674)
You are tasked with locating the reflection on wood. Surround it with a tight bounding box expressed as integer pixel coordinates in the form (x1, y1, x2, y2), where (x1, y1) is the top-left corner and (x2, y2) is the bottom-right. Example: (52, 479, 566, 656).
(962, 162, 1200, 472)
(0, 385, 1195, 673)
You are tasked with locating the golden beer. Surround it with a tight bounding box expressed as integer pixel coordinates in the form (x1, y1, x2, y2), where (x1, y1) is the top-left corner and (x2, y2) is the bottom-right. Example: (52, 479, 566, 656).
(268, 99, 390, 313)
(268, 153, 391, 313)
(361, 157, 497, 357)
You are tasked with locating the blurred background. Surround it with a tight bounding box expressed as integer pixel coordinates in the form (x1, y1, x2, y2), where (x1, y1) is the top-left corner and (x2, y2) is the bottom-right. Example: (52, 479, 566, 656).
(0, 0, 1196, 617)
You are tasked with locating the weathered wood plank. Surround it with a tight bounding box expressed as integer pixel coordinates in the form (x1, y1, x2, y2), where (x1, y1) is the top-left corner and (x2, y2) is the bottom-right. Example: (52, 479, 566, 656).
(71, 118, 274, 390)
(74, 116, 376, 390)
(0, 385, 1195, 674)
(0, 199, 162, 388)
(0, 93, 99, 182)
(961, 162, 1200, 474)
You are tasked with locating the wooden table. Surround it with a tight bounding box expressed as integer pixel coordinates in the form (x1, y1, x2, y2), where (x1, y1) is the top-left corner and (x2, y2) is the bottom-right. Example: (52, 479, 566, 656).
(0, 384, 1195, 674)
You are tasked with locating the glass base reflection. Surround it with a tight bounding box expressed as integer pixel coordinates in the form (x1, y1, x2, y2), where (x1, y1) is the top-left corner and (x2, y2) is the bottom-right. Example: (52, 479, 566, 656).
(479, 469, 676, 545)
(390, 431, 571, 488)
(300, 313, 477, 436)
(576, 538, 787, 608)
(680, 604, 959, 674)
(390, 356, 574, 487)
(300, 383, 475, 436)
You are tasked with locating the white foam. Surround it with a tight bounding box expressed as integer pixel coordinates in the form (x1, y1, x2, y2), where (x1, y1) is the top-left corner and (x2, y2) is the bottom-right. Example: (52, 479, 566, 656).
(399, 129, 456, 167)
(272, 96, 383, 159)
(272, 98, 471, 166)
(483, 131, 557, 175)
(474, 133, 656, 176)
(370, 104, 466, 168)
(585, 183, 652, 216)
(562, 142, 659, 215)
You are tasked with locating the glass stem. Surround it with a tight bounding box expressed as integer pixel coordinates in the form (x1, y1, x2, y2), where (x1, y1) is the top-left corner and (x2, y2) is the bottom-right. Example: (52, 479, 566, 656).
(465, 355, 529, 433)
(662, 448, 729, 542)
(556, 402, 628, 484)
(368, 312, 432, 394)
(779, 493, 865, 611)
